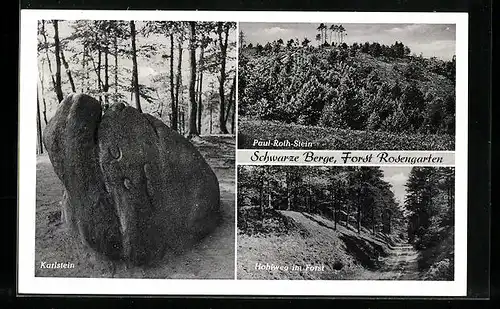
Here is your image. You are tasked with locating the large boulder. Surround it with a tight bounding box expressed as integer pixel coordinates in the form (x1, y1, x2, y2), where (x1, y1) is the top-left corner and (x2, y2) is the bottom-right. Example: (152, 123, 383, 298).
(43, 94, 221, 265)
(43, 94, 123, 260)
(98, 103, 221, 264)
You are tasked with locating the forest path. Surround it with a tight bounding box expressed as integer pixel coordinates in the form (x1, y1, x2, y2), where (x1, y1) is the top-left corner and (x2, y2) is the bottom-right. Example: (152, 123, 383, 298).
(356, 243, 421, 280)
(35, 134, 235, 279)
(238, 210, 423, 280)
(281, 211, 422, 280)
(281, 210, 422, 280)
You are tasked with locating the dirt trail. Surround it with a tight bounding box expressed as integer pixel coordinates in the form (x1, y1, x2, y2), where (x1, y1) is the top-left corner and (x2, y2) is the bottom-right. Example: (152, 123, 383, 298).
(35, 135, 235, 279)
(358, 244, 421, 280)
(284, 211, 422, 280)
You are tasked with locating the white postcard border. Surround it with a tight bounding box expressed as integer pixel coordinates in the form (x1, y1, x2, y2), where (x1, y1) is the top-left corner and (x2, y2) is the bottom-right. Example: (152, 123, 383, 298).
(19, 9, 468, 296)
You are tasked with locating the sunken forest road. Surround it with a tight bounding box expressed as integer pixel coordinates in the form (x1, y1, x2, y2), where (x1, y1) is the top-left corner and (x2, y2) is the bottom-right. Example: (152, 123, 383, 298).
(281, 210, 422, 280)
(358, 243, 421, 280)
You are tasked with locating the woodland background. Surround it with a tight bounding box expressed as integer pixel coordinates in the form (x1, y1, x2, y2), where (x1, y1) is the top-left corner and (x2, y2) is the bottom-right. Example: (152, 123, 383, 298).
(36, 19, 237, 154)
(237, 166, 455, 280)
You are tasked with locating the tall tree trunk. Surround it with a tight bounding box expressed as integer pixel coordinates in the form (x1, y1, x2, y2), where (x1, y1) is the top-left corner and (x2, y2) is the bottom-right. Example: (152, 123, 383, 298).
(38, 62, 48, 125)
(217, 22, 229, 134)
(231, 87, 236, 134)
(84, 47, 90, 93)
(197, 46, 205, 133)
(225, 75, 236, 122)
(81, 45, 86, 92)
(196, 71, 203, 133)
(60, 49, 76, 93)
(187, 21, 198, 138)
(225, 99, 233, 133)
(169, 33, 177, 130)
(96, 37, 102, 103)
(52, 20, 64, 102)
(180, 111, 185, 135)
(36, 93, 43, 154)
(155, 89, 163, 117)
(104, 38, 109, 104)
(130, 21, 142, 112)
(175, 36, 183, 124)
(40, 21, 57, 94)
(334, 206, 337, 230)
(114, 34, 118, 95)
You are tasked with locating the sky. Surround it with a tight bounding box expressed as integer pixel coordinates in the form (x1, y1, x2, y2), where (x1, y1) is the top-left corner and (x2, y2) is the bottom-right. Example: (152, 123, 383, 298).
(380, 166, 412, 209)
(240, 23, 456, 60)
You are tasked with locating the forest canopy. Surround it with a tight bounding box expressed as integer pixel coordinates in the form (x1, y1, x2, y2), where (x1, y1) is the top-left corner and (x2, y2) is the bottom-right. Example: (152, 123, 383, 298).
(238, 24, 456, 136)
(36, 19, 237, 154)
(404, 166, 455, 280)
(238, 165, 405, 238)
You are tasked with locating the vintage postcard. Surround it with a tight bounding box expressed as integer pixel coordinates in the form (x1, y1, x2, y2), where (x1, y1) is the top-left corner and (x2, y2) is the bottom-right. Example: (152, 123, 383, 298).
(238, 22, 457, 151)
(19, 10, 468, 297)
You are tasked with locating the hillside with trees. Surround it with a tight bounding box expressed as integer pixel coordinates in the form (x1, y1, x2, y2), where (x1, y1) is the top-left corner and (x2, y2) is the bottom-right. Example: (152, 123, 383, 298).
(237, 166, 454, 280)
(36, 20, 237, 154)
(238, 24, 456, 150)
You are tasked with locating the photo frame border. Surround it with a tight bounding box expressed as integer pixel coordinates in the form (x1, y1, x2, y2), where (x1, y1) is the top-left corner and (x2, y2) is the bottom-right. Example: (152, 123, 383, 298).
(18, 9, 469, 297)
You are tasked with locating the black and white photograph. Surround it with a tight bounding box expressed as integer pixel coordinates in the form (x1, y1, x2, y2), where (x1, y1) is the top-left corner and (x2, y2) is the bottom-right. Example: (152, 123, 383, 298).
(34, 19, 237, 279)
(238, 23, 456, 150)
(237, 165, 455, 280)
(19, 10, 468, 297)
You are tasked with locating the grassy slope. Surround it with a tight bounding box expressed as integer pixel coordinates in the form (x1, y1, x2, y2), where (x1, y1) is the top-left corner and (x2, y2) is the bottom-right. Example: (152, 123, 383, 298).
(237, 210, 405, 280)
(35, 135, 235, 279)
(238, 118, 455, 150)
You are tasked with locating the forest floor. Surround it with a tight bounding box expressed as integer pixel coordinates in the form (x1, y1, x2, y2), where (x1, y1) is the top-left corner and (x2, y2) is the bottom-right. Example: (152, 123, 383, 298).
(35, 134, 235, 279)
(237, 210, 422, 280)
(238, 118, 455, 151)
